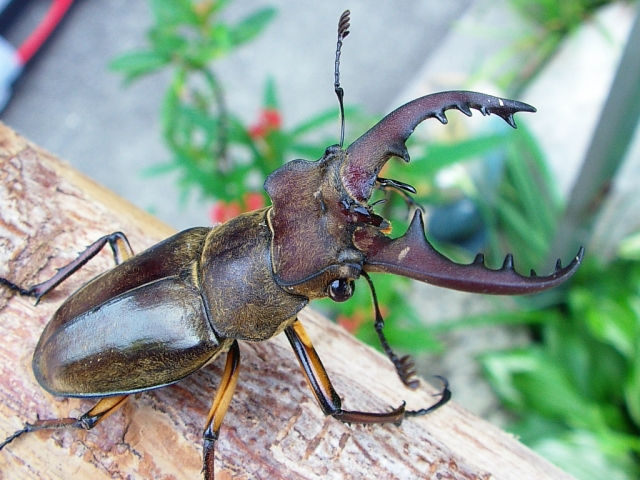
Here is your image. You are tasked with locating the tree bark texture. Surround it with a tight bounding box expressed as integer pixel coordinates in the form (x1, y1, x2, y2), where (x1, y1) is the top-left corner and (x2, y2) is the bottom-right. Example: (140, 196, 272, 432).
(0, 123, 574, 479)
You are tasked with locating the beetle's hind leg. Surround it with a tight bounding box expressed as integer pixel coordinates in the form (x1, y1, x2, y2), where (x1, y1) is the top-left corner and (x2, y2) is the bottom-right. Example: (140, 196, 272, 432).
(0, 232, 133, 303)
(202, 340, 241, 480)
(0, 395, 128, 450)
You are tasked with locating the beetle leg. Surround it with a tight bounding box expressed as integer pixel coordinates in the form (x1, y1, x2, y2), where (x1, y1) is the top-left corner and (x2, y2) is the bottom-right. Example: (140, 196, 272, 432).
(361, 271, 419, 389)
(376, 177, 421, 212)
(0, 395, 128, 449)
(202, 340, 240, 480)
(285, 318, 409, 425)
(405, 376, 451, 418)
(0, 232, 133, 303)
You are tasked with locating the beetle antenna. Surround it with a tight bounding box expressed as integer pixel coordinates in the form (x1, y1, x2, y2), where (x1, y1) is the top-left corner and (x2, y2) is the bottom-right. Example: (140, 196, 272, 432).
(335, 10, 350, 148)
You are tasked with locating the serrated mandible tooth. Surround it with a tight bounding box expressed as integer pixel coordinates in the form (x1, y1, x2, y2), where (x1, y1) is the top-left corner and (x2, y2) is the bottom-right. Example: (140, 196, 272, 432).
(459, 104, 472, 116)
(502, 253, 514, 270)
(435, 111, 448, 124)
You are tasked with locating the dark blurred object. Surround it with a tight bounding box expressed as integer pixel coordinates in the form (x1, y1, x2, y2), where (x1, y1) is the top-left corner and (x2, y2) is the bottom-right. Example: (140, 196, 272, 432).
(428, 197, 486, 252)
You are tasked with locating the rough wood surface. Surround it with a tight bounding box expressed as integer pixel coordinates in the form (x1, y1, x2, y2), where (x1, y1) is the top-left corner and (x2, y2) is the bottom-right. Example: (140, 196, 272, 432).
(0, 123, 574, 479)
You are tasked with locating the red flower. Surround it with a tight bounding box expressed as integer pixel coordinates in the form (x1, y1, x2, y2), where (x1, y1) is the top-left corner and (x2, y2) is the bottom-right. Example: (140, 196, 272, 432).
(209, 200, 241, 224)
(209, 192, 266, 225)
(249, 108, 282, 139)
(262, 109, 282, 129)
(336, 311, 366, 334)
(243, 192, 266, 211)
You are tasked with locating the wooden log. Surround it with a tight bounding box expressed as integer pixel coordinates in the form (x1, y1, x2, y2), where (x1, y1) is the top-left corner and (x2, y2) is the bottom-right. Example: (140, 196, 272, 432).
(0, 122, 574, 479)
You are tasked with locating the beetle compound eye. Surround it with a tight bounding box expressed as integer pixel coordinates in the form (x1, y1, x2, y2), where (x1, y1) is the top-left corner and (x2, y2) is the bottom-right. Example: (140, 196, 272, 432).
(328, 279, 354, 302)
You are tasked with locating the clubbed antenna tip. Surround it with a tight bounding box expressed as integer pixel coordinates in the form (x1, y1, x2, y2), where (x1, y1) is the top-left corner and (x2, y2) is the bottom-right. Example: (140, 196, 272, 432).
(338, 10, 351, 39)
(335, 10, 350, 147)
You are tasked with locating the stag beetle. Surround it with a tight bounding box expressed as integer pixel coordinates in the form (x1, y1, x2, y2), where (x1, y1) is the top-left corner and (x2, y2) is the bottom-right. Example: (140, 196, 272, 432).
(0, 10, 583, 478)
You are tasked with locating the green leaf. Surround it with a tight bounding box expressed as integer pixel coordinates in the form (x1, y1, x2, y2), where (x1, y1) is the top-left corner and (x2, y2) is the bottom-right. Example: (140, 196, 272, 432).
(570, 288, 637, 358)
(515, 124, 561, 207)
(619, 232, 640, 260)
(624, 346, 640, 427)
(263, 77, 279, 110)
(229, 7, 277, 47)
(148, 28, 190, 59)
(430, 309, 558, 333)
(481, 348, 605, 429)
(505, 142, 548, 234)
(290, 108, 342, 137)
(355, 322, 442, 354)
(289, 143, 330, 159)
(149, 0, 198, 27)
(141, 162, 180, 177)
(406, 132, 510, 178)
(531, 430, 636, 480)
(109, 50, 168, 82)
(160, 75, 183, 136)
(494, 196, 549, 258)
(587, 297, 636, 358)
(210, 0, 232, 15)
(200, 23, 233, 62)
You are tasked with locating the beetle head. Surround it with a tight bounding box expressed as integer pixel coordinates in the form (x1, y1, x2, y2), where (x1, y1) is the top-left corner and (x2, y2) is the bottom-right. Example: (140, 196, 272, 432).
(264, 144, 367, 299)
(265, 90, 583, 301)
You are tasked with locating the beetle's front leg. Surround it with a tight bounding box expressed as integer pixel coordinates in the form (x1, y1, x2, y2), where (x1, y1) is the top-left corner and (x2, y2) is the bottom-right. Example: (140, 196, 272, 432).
(376, 176, 421, 211)
(286, 318, 421, 425)
(0, 232, 133, 303)
(361, 271, 420, 389)
(202, 340, 240, 480)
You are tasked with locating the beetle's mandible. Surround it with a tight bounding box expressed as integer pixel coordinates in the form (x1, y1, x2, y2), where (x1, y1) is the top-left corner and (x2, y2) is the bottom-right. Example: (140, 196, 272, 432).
(0, 10, 583, 479)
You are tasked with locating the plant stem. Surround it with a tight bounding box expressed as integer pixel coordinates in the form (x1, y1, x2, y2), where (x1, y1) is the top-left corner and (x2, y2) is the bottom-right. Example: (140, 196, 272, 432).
(202, 68, 229, 172)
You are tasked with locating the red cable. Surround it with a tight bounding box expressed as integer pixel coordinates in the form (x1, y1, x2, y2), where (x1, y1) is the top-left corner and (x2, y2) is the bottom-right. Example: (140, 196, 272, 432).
(16, 0, 75, 65)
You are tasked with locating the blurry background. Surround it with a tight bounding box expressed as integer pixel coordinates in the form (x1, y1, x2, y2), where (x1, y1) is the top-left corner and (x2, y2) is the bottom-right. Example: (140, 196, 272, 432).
(1, 1, 640, 479)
